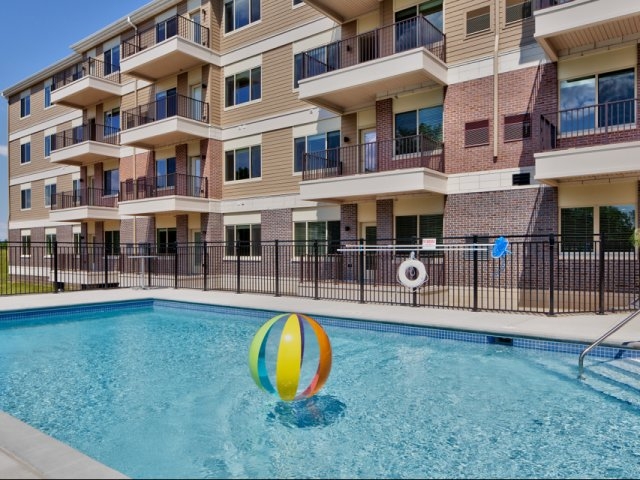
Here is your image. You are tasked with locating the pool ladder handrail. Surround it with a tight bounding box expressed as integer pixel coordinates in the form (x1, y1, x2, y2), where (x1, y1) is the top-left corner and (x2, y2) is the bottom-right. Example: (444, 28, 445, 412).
(578, 308, 640, 379)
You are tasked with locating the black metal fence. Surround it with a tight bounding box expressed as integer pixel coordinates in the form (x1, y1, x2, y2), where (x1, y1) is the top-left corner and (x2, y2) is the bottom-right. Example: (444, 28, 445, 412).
(2, 236, 638, 314)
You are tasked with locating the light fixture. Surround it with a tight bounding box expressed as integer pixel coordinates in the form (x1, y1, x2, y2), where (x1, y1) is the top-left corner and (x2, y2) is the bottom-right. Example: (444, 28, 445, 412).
(343, 136, 350, 143)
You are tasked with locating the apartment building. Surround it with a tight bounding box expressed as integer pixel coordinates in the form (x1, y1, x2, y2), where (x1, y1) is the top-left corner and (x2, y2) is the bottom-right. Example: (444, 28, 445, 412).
(3, 0, 639, 277)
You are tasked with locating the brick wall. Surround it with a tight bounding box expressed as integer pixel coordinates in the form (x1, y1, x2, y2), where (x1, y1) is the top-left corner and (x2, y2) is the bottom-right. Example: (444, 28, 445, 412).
(261, 209, 292, 242)
(202, 138, 222, 199)
(340, 204, 358, 243)
(443, 186, 558, 237)
(201, 212, 223, 242)
(376, 199, 393, 240)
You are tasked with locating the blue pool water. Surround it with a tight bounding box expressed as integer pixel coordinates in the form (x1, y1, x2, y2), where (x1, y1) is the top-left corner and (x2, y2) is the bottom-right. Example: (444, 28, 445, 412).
(0, 300, 639, 479)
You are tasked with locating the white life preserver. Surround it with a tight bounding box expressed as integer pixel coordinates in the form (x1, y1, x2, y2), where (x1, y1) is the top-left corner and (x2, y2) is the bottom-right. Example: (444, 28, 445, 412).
(397, 258, 427, 289)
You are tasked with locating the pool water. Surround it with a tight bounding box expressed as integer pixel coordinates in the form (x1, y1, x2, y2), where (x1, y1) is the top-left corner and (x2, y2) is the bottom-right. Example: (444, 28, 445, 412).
(0, 301, 639, 479)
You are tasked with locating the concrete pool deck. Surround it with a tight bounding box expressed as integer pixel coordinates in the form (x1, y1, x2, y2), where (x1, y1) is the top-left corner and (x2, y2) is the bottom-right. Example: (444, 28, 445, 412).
(0, 288, 639, 479)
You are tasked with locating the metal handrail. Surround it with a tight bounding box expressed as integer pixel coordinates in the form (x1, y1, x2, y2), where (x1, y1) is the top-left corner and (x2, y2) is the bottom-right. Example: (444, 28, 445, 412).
(578, 308, 640, 379)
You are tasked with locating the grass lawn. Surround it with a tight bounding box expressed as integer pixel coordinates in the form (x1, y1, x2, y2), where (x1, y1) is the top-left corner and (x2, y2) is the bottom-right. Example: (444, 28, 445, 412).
(0, 243, 54, 295)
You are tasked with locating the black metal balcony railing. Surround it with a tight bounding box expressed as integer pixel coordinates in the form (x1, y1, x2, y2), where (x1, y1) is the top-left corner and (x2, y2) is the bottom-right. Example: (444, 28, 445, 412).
(119, 174, 208, 201)
(52, 58, 121, 90)
(52, 123, 120, 151)
(51, 188, 118, 211)
(532, 0, 575, 11)
(300, 17, 445, 81)
(121, 14, 210, 58)
(122, 94, 208, 130)
(539, 98, 638, 151)
(302, 134, 444, 181)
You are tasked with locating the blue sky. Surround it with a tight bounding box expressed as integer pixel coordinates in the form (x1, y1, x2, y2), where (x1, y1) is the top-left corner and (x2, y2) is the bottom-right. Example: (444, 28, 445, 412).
(0, 0, 146, 240)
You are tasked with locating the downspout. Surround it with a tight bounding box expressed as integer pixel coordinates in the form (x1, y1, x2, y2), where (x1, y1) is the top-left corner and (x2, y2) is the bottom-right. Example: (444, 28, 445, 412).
(127, 16, 139, 246)
(493, 0, 500, 162)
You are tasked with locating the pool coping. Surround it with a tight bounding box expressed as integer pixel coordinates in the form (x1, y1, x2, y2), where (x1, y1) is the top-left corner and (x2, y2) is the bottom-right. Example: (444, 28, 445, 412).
(1, 288, 639, 478)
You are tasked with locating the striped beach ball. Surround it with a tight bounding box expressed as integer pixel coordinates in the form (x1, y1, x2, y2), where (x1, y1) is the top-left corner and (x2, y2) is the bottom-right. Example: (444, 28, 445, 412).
(248, 313, 332, 402)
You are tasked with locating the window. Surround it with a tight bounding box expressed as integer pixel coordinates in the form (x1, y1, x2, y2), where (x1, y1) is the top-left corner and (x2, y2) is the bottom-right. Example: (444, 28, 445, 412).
(395, 215, 443, 246)
(104, 169, 119, 196)
(45, 233, 57, 257)
(395, 106, 443, 154)
(20, 142, 31, 164)
(104, 108, 120, 136)
(467, 6, 491, 35)
(44, 183, 57, 208)
(225, 67, 261, 107)
(105, 231, 120, 256)
(294, 130, 340, 172)
(44, 81, 52, 108)
(225, 0, 260, 33)
(21, 232, 31, 257)
(293, 0, 304, 5)
(504, 113, 531, 141)
(156, 89, 177, 120)
(559, 68, 635, 134)
(505, 0, 532, 24)
(395, 0, 444, 53)
(225, 224, 261, 256)
(20, 93, 30, 117)
(156, 158, 176, 188)
(103, 45, 120, 75)
(73, 232, 83, 255)
(465, 120, 490, 147)
(225, 145, 261, 181)
(157, 228, 177, 254)
(293, 44, 340, 86)
(45, 133, 56, 157)
(294, 221, 340, 256)
(156, 16, 177, 43)
(21, 188, 31, 210)
(561, 205, 636, 252)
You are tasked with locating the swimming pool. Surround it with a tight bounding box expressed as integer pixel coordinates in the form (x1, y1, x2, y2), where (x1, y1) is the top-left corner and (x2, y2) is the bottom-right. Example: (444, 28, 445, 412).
(0, 299, 639, 479)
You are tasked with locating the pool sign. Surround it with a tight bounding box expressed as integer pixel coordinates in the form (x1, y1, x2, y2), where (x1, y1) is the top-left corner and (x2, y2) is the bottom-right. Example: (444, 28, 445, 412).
(422, 238, 437, 250)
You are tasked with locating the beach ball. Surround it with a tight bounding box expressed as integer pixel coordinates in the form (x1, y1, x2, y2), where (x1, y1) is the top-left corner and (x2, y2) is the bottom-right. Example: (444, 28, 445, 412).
(248, 313, 332, 402)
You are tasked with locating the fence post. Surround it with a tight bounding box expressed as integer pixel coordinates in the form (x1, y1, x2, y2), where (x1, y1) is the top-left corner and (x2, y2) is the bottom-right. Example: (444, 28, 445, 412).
(472, 235, 478, 312)
(235, 240, 241, 293)
(598, 233, 606, 315)
(274, 240, 280, 297)
(104, 242, 108, 289)
(313, 240, 319, 300)
(548, 234, 555, 316)
(146, 243, 152, 288)
(202, 240, 208, 291)
(359, 238, 365, 304)
(53, 240, 59, 293)
(174, 246, 179, 289)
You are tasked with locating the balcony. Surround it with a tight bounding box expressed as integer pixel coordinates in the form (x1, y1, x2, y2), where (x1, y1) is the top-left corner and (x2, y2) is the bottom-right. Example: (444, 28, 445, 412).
(535, 98, 640, 184)
(49, 188, 119, 222)
(51, 58, 122, 108)
(120, 15, 211, 81)
(299, 134, 447, 202)
(50, 123, 122, 166)
(303, 0, 381, 23)
(120, 94, 209, 149)
(118, 173, 209, 216)
(298, 17, 446, 113)
(533, 0, 640, 61)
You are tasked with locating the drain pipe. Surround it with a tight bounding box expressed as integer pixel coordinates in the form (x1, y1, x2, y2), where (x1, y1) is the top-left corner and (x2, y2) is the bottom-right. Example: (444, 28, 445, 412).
(493, 0, 500, 162)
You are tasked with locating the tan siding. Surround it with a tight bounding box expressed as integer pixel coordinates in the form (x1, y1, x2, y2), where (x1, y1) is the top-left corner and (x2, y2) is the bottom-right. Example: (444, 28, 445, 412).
(445, 0, 495, 64)
(222, 129, 299, 199)
(499, 2, 536, 51)
(220, 1, 323, 52)
(10, 181, 48, 222)
(222, 45, 308, 126)
(7, 84, 76, 134)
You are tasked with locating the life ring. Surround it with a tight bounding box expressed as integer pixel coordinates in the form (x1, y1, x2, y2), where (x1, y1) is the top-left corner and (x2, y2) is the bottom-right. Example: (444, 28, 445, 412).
(397, 258, 427, 289)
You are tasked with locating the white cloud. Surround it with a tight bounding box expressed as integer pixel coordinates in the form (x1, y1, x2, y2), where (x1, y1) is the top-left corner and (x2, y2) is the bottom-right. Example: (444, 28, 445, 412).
(0, 144, 7, 157)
